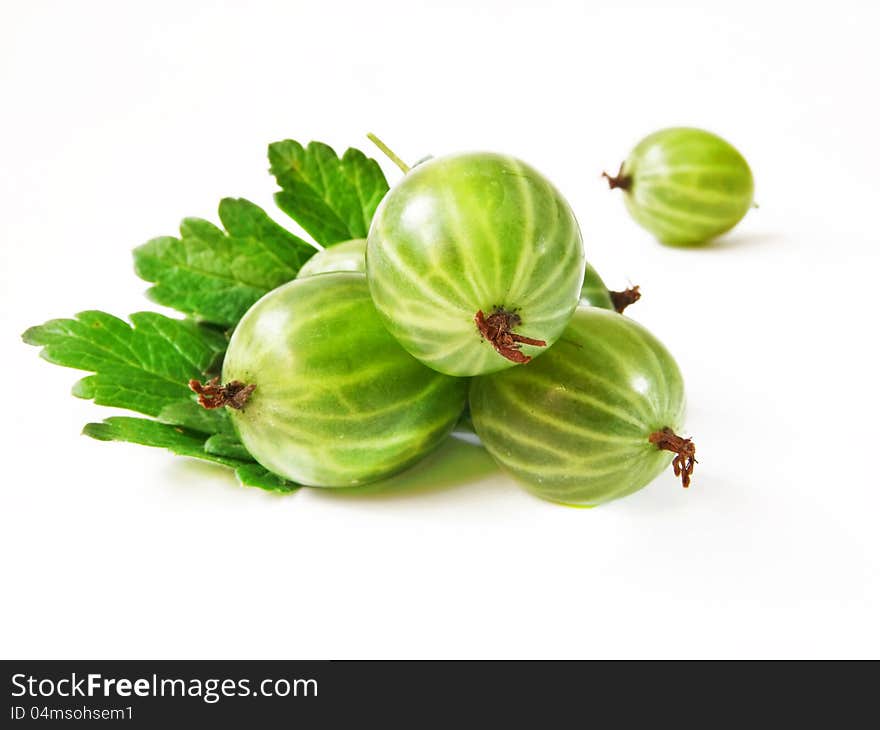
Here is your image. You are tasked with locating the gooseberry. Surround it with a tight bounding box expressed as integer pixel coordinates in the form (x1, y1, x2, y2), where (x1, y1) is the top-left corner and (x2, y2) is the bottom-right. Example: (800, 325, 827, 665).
(367, 151, 585, 376)
(580, 261, 641, 313)
(604, 127, 754, 246)
(469, 306, 695, 506)
(296, 239, 366, 279)
(191, 273, 468, 486)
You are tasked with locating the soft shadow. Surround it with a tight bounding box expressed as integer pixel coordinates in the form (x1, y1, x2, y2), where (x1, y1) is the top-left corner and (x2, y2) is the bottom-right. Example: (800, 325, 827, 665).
(664, 231, 782, 252)
(160, 458, 248, 493)
(312, 435, 500, 502)
(158, 430, 499, 502)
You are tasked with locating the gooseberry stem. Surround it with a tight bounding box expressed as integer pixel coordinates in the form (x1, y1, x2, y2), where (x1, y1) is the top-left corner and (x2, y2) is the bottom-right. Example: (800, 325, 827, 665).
(475, 307, 546, 364)
(601, 162, 632, 191)
(367, 133, 411, 174)
(189, 377, 255, 410)
(649, 428, 697, 488)
(608, 285, 641, 314)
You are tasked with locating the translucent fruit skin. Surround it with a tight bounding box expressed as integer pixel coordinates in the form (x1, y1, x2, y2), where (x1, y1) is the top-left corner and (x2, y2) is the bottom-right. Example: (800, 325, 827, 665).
(470, 307, 686, 506)
(620, 127, 754, 246)
(579, 261, 614, 310)
(223, 273, 468, 487)
(367, 152, 585, 377)
(296, 239, 366, 278)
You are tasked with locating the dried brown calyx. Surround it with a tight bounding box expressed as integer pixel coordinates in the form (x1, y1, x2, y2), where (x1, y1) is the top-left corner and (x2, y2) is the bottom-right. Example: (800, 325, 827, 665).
(649, 428, 697, 488)
(601, 162, 633, 191)
(189, 377, 255, 410)
(475, 307, 546, 364)
(608, 285, 641, 314)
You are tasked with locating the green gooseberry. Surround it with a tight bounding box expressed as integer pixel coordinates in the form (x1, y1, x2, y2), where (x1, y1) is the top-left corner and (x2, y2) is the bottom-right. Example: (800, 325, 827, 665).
(580, 261, 641, 313)
(366, 149, 585, 377)
(193, 273, 468, 487)
(604, 127, 754, 246)
(469, 306, 694, 506)
(296, 239, 366, 278)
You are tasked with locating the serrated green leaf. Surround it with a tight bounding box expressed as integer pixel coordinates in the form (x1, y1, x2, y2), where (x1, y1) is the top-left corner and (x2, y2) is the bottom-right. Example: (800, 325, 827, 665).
(134, 198, 317, 327)
(23, 311, 226, 419)
(83, 417, 236, 464)
(83, 417, 298, 494)
(269, 140, 389, 246)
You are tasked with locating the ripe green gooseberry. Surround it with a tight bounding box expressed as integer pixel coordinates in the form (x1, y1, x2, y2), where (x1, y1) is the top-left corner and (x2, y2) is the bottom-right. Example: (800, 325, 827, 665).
(191, 273, 468, 487)
(604, 127, 754, 246)
(296, 239, 366, 278)
(469, 306, 695, 506)
(580, 261, 641, 313)
(366, 147, 585, 377)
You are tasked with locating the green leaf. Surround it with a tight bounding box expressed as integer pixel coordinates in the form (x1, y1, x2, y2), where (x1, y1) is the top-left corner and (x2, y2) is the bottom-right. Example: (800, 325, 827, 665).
(232, 463, 297, 492)
(134, 198, 317, 327)
(23, 310, 227, 423)
(158, 401, 235, 436)
(269, 140, 389, 246)
(204, 433, 251, 461)
(83, 417, 298, 494)
(83, 417, 234, 464)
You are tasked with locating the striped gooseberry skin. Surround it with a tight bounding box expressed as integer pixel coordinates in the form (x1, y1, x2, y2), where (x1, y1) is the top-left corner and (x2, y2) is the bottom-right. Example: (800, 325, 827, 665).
(298, 242, 618, 313)
(367, 152, 585, 377)
(579, 261, 614, 310)
(470, 307, 686, 506)
(223, 273, 468, 487)
(613, 127, 754, 246)
(296, 239, 366, 278)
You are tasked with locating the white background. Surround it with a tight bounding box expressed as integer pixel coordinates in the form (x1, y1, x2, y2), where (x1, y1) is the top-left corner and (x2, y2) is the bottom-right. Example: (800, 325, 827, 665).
(2, 0, 878, 659)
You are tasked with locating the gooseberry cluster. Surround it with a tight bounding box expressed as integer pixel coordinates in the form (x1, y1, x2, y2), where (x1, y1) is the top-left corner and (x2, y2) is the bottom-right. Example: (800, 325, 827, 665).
(192, 128, 753, 506)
